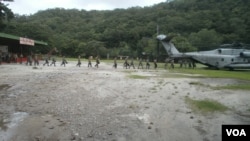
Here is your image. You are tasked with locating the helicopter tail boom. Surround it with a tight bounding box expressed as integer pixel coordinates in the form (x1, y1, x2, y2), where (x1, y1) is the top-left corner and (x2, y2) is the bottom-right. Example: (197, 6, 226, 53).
(157, 34, 180, 56)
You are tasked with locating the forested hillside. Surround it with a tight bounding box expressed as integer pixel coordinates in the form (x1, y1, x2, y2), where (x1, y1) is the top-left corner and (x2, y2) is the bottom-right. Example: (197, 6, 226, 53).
(2, 0, 250, 59)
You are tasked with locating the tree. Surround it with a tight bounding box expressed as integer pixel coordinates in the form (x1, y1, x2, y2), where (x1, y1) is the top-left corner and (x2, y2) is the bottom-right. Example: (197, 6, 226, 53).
(84, 40, 105, 57)
(172, 35, 195, 52)
(0, 1, 14, 31)
(189, 29, 222, 51)
(3, 0, 250, 58)
(76, 42, 87, 57)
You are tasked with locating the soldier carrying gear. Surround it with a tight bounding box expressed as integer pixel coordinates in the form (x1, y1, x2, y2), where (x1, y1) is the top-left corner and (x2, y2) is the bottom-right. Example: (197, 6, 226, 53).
(138, 58, 143, 69)
(76, 55, 81, 67)
(34, 54, 39, 66)
(88, 56, 92, 67)
(50, 57, 56, 66)
(154, 59, 157, 69)
(113, 57, 117, 69)
(170, 59, 175, 69)
(164, 58, 169, 69)
(26, 54, 33, 66)
(43, 56, 49, 66)
(61, 56, 68, 67)
(123, 57, 129, 69)
(20, 54, 23, 64)
(129, 58, 135, 69)
(94, 56, 100, 68)
(146, 59, 150, 69)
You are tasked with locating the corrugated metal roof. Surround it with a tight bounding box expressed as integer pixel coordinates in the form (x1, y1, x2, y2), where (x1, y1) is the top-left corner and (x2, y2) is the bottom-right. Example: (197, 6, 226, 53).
(35, 40, 48, 46)
(0, 32, 19, 40)
(0, 32, 48, 46)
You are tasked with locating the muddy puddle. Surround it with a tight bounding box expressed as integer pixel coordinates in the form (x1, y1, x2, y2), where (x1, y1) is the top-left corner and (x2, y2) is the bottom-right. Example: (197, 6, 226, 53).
(0, 84, 11, 91)
(0, 112, 28, 141)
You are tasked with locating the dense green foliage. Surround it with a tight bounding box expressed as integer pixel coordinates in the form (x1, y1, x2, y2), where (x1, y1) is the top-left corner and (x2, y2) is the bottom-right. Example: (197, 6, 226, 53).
(0, 2, 14, 30)
(2, 0, 250, 59)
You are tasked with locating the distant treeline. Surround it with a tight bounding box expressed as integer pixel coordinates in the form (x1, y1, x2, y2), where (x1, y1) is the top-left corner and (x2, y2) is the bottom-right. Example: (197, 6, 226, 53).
(1, 0, 250, 59)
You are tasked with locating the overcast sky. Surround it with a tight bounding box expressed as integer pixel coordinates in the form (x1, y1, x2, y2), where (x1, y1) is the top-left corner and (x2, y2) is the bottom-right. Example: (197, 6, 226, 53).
(5, 0, 166, 15)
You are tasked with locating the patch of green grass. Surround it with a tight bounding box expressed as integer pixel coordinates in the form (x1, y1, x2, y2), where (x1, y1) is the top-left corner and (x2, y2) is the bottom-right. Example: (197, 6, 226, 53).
(160, 73, 189, 78)
(214, 84, 250, 91)
(188, 81, 250, 91)
(150, 87, 157, 91)
(0, 84, 10, 90)
(173, 68, 250, 81)
(128, 75, 148, 79)
(185, 96, 228, 114)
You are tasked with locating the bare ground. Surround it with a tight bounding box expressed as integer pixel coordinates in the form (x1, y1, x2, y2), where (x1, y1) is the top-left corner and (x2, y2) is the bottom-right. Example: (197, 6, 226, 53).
(0, 61, 250, 141)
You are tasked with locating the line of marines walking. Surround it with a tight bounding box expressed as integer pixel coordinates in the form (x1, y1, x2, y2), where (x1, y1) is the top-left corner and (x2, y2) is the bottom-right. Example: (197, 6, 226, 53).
(1, 53, 196, 69)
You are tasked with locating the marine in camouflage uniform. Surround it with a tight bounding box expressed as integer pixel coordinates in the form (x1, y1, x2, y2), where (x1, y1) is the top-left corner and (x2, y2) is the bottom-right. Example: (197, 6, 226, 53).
(94, 56, 100, 68)
(43, 57, 49, 66)
(34, 55, 39, 66)
(50, 57, 56, 66)
(138, 58, 143, 69)
(26, 55, 33, 66)
(146, 59, 150, 69)
(113, 57, 117, 69)
(76, 55, 81, 67)
(123, 57, 129, 69)
(129, 58, 135, 69)
(154, 59, 157, 69)
(20, 54, 23, 64)
(88, 56, 92, 67)
(164, 58, 169, 69)
(170, 59, 175, 69)
(192, 60, 196, 69)
(61, 56, 67, 67)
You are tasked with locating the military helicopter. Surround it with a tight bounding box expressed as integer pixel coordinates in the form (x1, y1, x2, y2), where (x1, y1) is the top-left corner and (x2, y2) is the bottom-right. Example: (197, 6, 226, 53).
(157, 34, 250, 70)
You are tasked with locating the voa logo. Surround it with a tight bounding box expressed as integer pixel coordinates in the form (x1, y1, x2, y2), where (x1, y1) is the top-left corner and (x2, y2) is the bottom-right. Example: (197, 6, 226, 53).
(226, 129, 246, 136)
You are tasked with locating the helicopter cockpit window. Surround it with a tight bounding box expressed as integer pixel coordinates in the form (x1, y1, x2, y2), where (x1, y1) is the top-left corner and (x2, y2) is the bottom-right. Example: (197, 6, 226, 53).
(221, 58, 224, 61)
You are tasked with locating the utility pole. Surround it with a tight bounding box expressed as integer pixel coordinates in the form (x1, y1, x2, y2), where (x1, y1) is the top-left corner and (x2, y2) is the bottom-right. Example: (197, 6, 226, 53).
(156, 25, 160, 60)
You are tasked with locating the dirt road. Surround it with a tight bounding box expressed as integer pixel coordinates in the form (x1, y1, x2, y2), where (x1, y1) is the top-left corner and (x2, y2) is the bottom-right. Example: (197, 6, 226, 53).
(0, 62, 249, 141)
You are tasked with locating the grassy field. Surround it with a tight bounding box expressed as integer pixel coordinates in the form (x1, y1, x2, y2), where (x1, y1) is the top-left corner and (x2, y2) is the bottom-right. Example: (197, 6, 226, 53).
(65, 58, 250, 81)
(185, 96, 228, 114)
(214, 85, 250, 91)
(128, 75, 148, 79)
(170, 68, 250, 81)
(49, 58, 250, 90)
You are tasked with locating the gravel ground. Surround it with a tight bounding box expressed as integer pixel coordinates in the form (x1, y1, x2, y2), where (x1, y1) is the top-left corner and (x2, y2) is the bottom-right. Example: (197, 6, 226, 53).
(0, 61, 249, 141)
